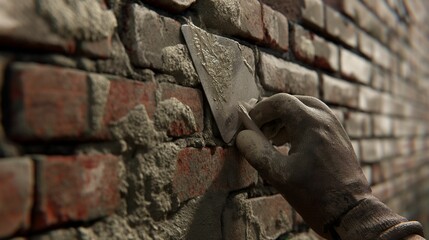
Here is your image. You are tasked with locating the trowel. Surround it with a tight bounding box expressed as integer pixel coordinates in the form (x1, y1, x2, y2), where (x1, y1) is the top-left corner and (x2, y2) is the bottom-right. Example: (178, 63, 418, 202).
(181, 24, 260, 144)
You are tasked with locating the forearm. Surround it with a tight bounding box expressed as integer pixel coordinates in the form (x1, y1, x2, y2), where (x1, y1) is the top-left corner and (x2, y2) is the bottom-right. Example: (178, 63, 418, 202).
(333, 196, 425, 240)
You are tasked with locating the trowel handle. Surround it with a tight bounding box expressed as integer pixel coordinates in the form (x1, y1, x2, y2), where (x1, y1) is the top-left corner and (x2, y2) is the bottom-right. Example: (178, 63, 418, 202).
(237, 103, 266, 137)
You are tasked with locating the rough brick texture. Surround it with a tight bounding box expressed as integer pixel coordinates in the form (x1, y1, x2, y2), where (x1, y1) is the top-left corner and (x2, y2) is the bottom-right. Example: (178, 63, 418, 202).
(2, 0, 429, 238)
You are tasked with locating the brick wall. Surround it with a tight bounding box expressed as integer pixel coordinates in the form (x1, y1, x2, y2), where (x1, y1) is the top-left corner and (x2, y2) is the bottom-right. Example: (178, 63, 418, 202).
(1, 0, 429, 239)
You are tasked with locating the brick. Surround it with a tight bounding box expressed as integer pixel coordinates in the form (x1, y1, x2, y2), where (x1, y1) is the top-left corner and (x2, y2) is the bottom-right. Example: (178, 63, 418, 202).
(9, 63, 90, 140)
(293, 25, 339, 71)
(325, 6, 357, 48)
(358, 30, 375, 59)
(142, 0, 196, 13)
(172, 147, 257, 202)
(340, 48, 371, 84)
(301, 0, 324, 29)
(102, 78, 157, 129)
(362, 0, 398, 28)
(358, 86, 381, 112)
(159, 83, 204, 133)
(371, 67, 389, 92)
(0, 1, 73, 53)
(371, 162, 385, 185)
(372, 181, 393, 202)
(360, 139, 384, 163)
(259, 52, 319, 96)
(330, 108, 345, 124)
(344, 111, 371, 138)
(342, 0, 388, 42)
(382, 139, 396, 159)
(372, 115, 392, 136)
(0, 158, 33, 238)
(361, 165, 372, 185)
(123, 4, 182, 69)
(223, 194, 293, 239)
(351, 140, 360, 160)
(33, 154, 120, 230)
(322, 74, 358, 108)
(195, 0, 264, 41)
(373, 42, 391, 69)
(262, 4, 289, 52)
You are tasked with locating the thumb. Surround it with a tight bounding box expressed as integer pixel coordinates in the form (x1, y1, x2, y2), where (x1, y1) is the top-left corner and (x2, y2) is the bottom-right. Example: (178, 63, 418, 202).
(236, 130, 285, 180)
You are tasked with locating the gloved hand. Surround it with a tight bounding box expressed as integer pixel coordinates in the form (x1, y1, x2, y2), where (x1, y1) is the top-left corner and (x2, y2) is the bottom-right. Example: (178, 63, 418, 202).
(236, 93, 423, 240)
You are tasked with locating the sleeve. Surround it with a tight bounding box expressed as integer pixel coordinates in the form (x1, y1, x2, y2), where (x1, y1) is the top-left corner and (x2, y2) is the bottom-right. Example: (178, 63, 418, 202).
(333, 196, 425, 240)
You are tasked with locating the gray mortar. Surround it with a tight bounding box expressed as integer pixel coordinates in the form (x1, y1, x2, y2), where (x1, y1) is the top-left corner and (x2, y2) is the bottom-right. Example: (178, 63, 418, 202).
(161, 44, 199, 87)
(154, 98, 197, 136)
(110, 105, 164, 149)
(36, 0, 117, 41)
(88, 74, 110, 132)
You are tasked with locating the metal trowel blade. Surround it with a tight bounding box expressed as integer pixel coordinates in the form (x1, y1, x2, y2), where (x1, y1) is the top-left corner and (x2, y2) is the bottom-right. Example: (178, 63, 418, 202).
(181, 24, 260, 144)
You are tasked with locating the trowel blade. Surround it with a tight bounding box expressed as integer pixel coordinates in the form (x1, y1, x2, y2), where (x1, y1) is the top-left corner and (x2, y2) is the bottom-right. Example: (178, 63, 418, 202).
(181, 24, 260, 144)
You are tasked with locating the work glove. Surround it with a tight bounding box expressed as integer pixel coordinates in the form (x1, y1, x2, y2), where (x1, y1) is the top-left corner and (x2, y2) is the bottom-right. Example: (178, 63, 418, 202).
(236, 93, 424, 240)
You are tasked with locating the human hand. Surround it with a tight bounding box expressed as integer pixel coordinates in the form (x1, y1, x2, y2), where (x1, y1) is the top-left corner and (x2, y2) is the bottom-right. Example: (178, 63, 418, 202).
(236, 93, 372, 238)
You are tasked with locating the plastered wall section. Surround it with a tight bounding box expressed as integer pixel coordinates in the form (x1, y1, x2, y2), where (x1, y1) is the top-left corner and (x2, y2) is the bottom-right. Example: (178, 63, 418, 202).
(1, 0, 429, 239)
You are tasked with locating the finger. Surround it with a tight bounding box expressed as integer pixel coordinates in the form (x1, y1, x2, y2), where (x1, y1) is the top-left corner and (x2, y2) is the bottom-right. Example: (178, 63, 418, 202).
(249, 93, 310, 131)
(236, 130, 288, 183)
(260, 119, 284, 139)
(295, 96, 334, 115)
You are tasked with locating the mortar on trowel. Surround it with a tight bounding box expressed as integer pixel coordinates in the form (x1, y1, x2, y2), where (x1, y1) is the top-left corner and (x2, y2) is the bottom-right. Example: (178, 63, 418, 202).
(181, 24, 262, 144)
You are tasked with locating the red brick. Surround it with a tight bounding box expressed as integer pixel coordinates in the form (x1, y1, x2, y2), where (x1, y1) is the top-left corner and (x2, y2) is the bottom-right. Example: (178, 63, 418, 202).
(33, 154, 120, 230)
(223, 194, 293, 239)
(102, 79, 157, 125)
(0, 158, 33, 238)
(9, 63, 89, 140)
(259, 52, 319, 96)
(262, 4, 289, 52)
(293, 25, 339, 71)
(160, 83, 204, 132)
(172, 147, 257, 202)
(322, 74, 358, 108)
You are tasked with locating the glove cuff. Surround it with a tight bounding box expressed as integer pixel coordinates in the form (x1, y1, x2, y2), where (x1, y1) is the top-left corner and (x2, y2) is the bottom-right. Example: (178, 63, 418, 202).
(334, 196, 423, 240)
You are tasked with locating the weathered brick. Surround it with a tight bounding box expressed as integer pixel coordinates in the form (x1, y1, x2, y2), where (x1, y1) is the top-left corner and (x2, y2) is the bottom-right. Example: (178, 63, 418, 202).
(372, 181, 393, 202)
(172, 147, 257, 202)
(358, 86, 381, 112)
(142, 0, 196, 13)
(0, 158, 33, 238)
(9, 63, 90, 140)
(373, 42, 391, 69)
(362, 0, 397, 28)
(382, 139, 397, 159)
(360, 139, 384, 163)
(262, 4, 289, 52)
(372, 115, 392, 136)
(342, 0, 388, 42)
(0, 1, 115, 57)
(259, 52, 319, 96)
(361, 165, 371, 184)
(371, 67, 390, 92)
(160, 83, 204, 133)
(340, 48, 371, 84)
(344, 111, 371, 138)
(351, 140, 360, 160)
(123, 4, 182, 69)
(358, 30, 375, 59)
(325, 6, 357, 47)
(371, 162, 385, 185)
(293, 25, 339, 71)
(102, 78, 157, 127)
(195, 0, 264, 41)
(330, 108, 345, 124)
(301, 0, 324, 29)
(322, 74, 358, 107)
(33, 154, 120, 230)
(223, 194, 293, 239)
